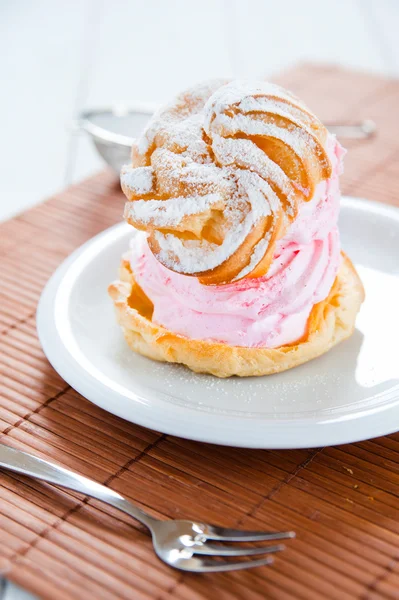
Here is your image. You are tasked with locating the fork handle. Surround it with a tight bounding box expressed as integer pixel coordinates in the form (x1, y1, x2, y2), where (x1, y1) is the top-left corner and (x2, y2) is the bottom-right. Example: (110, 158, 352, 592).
(0, 444, 156, 529)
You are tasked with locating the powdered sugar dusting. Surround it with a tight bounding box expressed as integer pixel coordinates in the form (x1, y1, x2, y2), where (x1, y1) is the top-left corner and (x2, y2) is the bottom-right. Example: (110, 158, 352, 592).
(153, 169, 280, 274)
(212, 135, 296, 214)
(124, 193, 224, 228)
(214, 113, 313, 159)
(232, 232, 271, 281)
(121, 166, 154, 196)
(122, 78, 331, 281)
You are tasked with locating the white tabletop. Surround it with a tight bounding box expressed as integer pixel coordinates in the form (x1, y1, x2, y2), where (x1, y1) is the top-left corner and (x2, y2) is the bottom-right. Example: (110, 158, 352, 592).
(1, 1, 398, 598)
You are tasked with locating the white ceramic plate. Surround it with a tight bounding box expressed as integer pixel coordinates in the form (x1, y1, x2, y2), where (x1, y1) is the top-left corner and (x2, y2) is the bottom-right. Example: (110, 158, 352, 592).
(37, 196, 399, 449)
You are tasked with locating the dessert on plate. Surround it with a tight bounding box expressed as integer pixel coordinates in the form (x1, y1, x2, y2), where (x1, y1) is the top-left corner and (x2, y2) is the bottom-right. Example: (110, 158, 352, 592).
(109, 80, 364, 377)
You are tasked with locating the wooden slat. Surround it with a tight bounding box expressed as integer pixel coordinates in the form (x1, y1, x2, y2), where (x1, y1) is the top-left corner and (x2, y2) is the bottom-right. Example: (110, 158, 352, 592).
(0, 64, 399, 599)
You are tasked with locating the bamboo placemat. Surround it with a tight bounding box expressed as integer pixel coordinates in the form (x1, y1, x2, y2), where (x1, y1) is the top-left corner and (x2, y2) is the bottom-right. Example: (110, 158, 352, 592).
(1, 65, 399, 600)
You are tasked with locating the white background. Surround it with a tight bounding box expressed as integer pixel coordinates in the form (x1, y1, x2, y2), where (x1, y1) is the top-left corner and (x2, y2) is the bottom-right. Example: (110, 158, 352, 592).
(1, 1, 398, 598)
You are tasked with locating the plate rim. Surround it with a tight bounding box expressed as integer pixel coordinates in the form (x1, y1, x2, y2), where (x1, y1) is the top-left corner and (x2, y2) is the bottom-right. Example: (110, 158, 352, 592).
(37, 196, 399, 448)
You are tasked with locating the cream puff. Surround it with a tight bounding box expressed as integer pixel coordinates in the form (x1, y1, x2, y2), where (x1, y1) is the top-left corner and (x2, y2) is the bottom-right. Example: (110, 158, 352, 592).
(109, 80, 364, 377)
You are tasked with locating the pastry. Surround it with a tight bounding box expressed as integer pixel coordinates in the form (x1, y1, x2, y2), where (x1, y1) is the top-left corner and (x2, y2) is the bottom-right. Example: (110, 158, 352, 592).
(109, 80, 364, 377)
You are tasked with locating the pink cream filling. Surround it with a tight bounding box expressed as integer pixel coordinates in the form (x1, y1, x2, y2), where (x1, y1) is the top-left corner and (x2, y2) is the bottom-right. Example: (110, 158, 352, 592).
(128, 135, 345, 348)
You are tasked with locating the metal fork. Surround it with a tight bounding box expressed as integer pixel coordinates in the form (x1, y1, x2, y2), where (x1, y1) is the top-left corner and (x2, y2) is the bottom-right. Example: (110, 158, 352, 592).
(0, 444, 294, 572)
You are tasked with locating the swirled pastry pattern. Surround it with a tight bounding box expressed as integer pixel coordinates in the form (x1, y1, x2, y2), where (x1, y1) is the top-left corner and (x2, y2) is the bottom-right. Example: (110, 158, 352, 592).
(121, 80, 332, 284)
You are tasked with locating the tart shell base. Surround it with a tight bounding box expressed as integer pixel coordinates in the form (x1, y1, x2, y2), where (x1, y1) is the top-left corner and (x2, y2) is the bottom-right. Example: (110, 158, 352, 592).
(108, 253, 364, 378)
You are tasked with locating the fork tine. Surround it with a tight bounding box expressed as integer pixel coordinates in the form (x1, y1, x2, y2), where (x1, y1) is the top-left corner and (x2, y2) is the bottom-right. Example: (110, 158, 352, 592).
(203, 525, 296, 542)
(193, 543, 284, 557)
(193, 556, 274, 572)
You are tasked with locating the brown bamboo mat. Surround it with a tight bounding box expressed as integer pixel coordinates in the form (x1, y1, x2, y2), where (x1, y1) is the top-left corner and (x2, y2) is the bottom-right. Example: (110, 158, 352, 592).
(1, 64, 399, 600)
